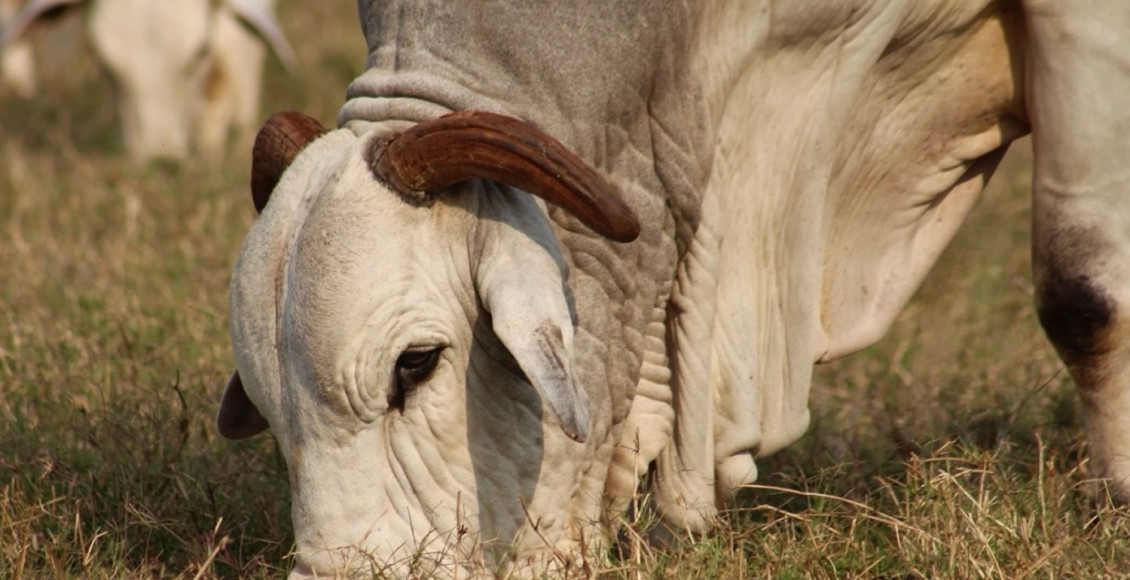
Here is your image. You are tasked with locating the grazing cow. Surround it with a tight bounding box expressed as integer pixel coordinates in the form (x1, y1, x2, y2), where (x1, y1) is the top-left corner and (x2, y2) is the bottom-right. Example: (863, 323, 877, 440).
(218, 0, 1130, 577)
(1, 0, 296, 160)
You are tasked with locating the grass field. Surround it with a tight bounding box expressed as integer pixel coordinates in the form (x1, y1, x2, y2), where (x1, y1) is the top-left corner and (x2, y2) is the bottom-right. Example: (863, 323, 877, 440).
(2, 3, 1128, 578)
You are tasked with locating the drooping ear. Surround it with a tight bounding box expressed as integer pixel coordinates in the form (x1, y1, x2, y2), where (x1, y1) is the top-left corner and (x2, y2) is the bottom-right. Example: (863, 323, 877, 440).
(250, 111, 327, 213)
(217, 371, 269, 440)
(225, 0, 298, 71)
(475, 231, 590, 443)
(0, 0, 85, 47)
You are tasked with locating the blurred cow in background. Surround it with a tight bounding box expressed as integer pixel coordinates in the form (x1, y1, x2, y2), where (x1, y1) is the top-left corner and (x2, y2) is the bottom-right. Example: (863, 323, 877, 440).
(1, 0, 296, 160)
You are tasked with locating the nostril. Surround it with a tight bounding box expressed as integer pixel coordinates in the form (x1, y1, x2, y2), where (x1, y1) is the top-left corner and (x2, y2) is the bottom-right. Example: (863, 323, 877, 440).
(288, 563, 315, 580)
(290, 549, 354, 580)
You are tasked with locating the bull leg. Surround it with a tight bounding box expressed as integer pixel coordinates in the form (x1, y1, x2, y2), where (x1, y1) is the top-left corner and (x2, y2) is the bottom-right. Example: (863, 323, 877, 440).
(0, 0, 35, 98)
(1, 40, 36, 97)
(1025, 0, 1130, 499)
(198, 10, 267, 157)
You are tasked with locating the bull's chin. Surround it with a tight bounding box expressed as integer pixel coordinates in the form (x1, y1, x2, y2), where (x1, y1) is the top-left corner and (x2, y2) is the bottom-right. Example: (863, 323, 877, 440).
(288, 549, 481, 580)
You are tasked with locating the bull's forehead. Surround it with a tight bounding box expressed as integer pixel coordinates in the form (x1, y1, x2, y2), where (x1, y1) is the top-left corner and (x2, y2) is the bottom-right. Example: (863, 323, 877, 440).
(89, 0, 212, 70)
(293, 136, 475, 302)
(280, 133, 477, 376)
(287, 195, 469, 335)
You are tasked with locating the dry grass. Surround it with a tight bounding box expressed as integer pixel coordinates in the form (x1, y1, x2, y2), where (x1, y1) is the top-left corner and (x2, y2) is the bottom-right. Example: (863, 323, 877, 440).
(2, 2, 1128, 578)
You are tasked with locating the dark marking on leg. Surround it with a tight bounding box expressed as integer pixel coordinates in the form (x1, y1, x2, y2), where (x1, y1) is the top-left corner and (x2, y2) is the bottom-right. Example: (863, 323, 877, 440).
(1035, 234, 1116, 389)
(202, 58, 227, 102)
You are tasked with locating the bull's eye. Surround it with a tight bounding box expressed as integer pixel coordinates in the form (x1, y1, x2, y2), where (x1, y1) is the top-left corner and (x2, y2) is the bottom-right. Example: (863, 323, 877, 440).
(389, 346, 444, 410)
(397, 347, 442, 374)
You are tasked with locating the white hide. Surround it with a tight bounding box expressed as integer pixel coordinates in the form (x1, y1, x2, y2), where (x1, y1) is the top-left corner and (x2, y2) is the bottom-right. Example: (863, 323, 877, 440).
(2, 0, 295, 159)
(225, 0, 1130, 576)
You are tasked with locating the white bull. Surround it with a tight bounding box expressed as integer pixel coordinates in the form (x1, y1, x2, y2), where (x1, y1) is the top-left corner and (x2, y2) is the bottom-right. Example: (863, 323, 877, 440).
(1, 0, 295, 160)
(218, 0, 1130, 577)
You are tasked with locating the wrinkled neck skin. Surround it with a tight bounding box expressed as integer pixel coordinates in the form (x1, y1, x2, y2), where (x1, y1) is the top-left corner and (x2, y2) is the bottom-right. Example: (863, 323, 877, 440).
(340, 0, 707, 244)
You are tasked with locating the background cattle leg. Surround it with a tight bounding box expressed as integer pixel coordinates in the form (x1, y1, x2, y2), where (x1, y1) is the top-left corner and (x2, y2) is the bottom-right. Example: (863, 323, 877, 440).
(1025, 0, 1130, 500)
(0, 0, 36, 97)
(0, 39, 35, 97)
(196, 7, 267, 157)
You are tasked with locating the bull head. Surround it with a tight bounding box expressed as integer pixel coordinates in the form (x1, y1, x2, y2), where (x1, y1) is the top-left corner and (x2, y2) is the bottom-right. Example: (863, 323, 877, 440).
(219, 110, 638, 574)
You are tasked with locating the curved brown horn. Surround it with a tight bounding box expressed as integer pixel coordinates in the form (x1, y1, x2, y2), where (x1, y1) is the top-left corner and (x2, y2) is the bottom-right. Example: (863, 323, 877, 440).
(367, 111, 641, 243)
(250, 111, 328, 213)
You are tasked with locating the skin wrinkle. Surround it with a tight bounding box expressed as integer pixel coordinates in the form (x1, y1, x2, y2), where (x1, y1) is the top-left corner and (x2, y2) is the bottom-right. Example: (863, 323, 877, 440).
(646, 108, 702, 255)
(828, 9, 1018, 203)
(390, 417, 459, 535)
(381, 421, 427, 544)
(293, 427, 424, 568)
(416, 378, 470, 497)
(819, 2, 1025, 357)
(1035, 171, 1130, 200)
(346, 300, 425, 423)
(464, 330, 544, 550)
